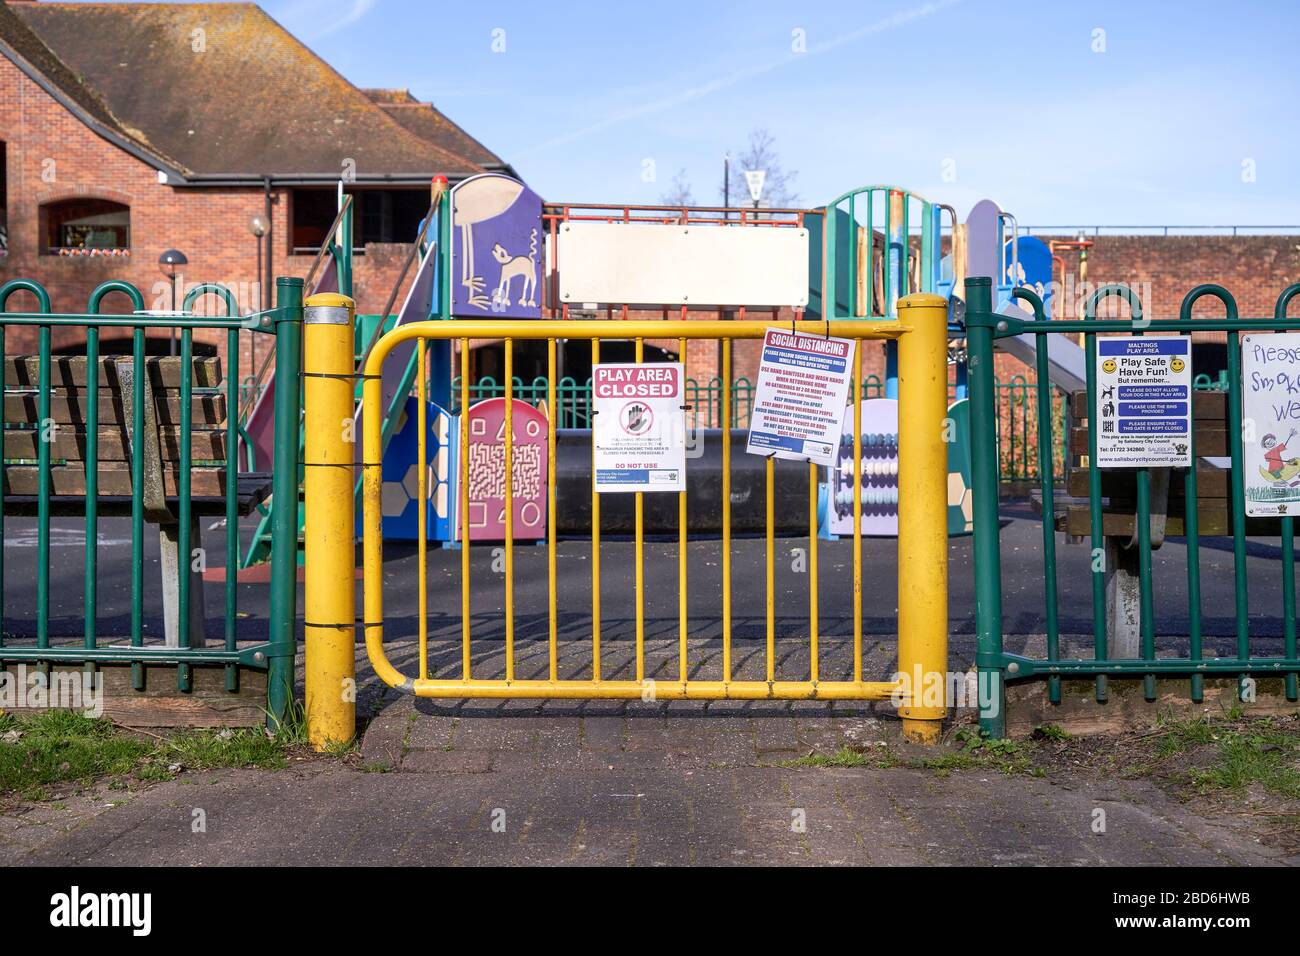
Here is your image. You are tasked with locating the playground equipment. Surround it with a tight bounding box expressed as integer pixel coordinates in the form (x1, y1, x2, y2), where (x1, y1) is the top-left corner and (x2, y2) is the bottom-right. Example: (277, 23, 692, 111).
(228, 174, 1092, 564)
(358, 181, 980, 542)
(238, 192, 356, 568)
(343, 178, 1100, 548)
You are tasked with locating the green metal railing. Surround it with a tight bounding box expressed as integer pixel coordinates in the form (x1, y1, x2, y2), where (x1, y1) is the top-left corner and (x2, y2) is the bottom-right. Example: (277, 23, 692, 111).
(968, 275, 1300, 737)
(0, 277, 303, 726)
(987, 371, 1232, 485)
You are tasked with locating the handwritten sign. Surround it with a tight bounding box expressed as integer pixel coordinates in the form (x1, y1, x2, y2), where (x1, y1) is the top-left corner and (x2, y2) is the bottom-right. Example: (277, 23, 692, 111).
(1094, 336, 1192, 468)
(746, 328, 856, 466)
(592, 363, 686, 493)
(1243, 333, 1300, 516)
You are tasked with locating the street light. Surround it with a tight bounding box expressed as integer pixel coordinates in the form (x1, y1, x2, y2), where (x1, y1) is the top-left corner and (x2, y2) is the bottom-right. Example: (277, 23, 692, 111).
(158, 248, 188, 356)
(249, 214, 269, 301)
(248, 216, 270, 367)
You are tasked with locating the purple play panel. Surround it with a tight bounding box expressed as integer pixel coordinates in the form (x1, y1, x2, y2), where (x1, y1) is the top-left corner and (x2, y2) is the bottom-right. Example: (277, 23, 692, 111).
(450, 174, 543, 319)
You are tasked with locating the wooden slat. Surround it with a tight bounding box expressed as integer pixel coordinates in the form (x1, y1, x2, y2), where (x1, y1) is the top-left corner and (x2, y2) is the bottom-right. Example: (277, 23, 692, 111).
(0, 665, 265, 728)
(1071, 388, 1226, 421)
(1066, 466, 1231, 499)
(3, 391, 225, 426)
(1061, 502, 1273, 537)
(4, 463, 234, 497)
(1069, 423, 1227, 456)
(3, 354, 223, 388)
(3, 426, 226, 462)
(2, 474, 272, 517)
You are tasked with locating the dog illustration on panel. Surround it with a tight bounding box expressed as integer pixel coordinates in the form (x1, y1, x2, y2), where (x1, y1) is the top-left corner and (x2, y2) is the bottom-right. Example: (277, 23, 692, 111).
(491, 228, 538, 309)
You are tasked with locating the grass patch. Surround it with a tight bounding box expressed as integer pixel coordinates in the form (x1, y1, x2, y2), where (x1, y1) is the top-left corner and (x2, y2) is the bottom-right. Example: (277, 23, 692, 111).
(1184, 722, 1300, 800)
(0, 709, 315, 799)
(945, 730, 1039, 775)
(780, 746, 899, 769)
(780, 733, 1039, 776)
(0, 711, 152, 799)
(1118, 714, 1300, 801)
(1032, 724, 1071, 743)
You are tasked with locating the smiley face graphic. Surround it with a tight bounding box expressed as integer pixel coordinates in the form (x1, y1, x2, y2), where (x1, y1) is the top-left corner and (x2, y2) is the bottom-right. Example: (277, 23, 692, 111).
(1102, 358, 1118, 374)
(1170, 357, 1185, 373)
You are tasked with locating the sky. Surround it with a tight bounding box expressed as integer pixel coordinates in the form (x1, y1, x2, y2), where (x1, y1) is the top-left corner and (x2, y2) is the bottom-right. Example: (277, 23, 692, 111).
(89, 0, 1300, 225)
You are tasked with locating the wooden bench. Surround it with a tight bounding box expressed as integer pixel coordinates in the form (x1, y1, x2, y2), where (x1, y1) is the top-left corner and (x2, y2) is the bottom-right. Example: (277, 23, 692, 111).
(2, 355, 273, 646)
(1046, 388, 1247, 655)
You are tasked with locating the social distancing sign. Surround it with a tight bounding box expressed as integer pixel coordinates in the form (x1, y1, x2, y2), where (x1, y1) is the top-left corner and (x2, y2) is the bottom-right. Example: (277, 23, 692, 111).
(592, 363, 686, 493)
(746, 328, 856, 466)
(1094, 336, 1192, 468)
(1243, 333, 1300, 516)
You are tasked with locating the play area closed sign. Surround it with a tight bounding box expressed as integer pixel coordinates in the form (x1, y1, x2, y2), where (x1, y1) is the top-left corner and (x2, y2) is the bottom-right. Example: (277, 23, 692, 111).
(1094, 336, 1192, 468)
(592, 363, 686, 493)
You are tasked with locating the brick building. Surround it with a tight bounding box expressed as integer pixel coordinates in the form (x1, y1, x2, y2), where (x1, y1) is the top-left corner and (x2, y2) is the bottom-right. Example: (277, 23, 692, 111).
(0, 0, 511, 363)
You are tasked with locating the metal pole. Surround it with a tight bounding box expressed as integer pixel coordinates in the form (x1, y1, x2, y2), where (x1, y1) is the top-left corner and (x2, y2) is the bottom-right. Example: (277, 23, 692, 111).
(253, 235, 262, 369)
(965, 276, 1006, 737)
(263, 177, 274, 307)
(170, 275, 178, 356)
(896, 292, 950, 744)
(266, 277, 303, 729)
(303, 291, 357, 748)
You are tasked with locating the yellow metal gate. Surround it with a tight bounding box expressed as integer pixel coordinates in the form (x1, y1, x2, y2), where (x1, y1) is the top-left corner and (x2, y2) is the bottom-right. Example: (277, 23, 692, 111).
(302, 293, 952, 746)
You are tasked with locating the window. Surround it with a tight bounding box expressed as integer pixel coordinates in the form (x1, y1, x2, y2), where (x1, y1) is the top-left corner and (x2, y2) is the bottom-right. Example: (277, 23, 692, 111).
(291, 188, 334, 252)
(290, 187, 429, 254)
(41, 198, 130, 255)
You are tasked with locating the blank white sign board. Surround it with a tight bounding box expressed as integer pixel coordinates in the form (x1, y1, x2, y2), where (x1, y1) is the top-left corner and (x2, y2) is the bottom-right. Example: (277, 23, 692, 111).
(557, 221, 809, 307)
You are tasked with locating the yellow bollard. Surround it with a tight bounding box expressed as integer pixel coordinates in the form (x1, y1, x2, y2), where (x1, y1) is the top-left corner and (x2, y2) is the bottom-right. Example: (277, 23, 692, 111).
(896, 292, 950, 744)
(303, 292, 357, 749)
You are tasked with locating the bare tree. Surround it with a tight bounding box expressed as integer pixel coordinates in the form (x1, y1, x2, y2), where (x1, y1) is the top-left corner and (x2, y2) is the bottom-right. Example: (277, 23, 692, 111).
(719, 128, 800, 208)
(660, 168, 695, 207)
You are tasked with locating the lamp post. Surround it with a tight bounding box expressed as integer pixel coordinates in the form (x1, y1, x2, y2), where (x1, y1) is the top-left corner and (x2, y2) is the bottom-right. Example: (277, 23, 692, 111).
(158, 248, 188, 356)
(249, 215, 270, 367)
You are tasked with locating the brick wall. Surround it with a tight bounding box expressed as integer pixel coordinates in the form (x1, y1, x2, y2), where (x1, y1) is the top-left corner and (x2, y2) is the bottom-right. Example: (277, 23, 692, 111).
(1056, 234, 1300, 327)
(0, 56, 419, 379)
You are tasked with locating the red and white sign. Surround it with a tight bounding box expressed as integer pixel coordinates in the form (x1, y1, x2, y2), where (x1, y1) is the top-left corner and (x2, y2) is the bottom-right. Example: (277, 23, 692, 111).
(456, 398, 548, 541)
(746, 328, 856, 465)
(592, 363, 686, 493)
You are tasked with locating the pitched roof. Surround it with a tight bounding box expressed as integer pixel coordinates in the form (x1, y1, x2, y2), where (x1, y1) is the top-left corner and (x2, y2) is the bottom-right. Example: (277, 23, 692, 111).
(361, 88, 509, 172)
(1, 2, 501, 182)
(0, 1, 179, 169)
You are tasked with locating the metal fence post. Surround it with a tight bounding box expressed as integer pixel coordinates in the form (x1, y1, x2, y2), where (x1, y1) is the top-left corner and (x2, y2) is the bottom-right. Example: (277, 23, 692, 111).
(896, 292, 950, 744)
(965, 276, 1006, 737)
(303, 292, 358, 749)
(267, 277, 304, 730)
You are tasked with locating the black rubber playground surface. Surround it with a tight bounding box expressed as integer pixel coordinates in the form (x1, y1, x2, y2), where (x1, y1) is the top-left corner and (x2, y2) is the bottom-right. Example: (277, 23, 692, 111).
(2, 500, 1295, 676)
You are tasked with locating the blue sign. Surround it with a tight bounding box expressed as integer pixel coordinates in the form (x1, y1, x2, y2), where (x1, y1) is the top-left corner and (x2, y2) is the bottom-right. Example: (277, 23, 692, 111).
(1095, 335, 1193, 467)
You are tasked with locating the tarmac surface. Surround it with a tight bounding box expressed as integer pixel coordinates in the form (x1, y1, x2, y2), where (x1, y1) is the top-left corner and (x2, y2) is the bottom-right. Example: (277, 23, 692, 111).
(2, 680, 1292, 866)
(3, 500, 1296, 658)
(1, 501, 1297, 865)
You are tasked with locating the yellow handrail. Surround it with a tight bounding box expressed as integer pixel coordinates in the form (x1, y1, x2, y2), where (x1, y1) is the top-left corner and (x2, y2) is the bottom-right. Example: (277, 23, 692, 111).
(338, 310, 948, 742)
